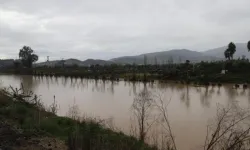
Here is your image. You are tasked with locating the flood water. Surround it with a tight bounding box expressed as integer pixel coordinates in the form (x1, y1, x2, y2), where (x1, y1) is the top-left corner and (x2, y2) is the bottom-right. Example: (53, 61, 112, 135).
(0, 75, 249, 150)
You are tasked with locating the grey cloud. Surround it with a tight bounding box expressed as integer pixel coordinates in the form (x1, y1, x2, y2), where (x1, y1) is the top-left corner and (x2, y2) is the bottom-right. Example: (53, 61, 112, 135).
(0, 0, 249, 61)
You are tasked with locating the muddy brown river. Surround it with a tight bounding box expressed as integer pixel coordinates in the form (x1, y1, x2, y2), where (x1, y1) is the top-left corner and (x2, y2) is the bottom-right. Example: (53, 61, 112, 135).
(0, 75, 249, 150)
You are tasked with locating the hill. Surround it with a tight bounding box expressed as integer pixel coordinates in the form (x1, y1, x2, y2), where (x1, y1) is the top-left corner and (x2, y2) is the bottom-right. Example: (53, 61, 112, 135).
(35, 43, 249, 66)
(111, 49, 221, 64)
(82, 59, 113, 66)
(35, 59, 113, 67)
(203, 43, 250, 59)
(111, 43, 249, 64)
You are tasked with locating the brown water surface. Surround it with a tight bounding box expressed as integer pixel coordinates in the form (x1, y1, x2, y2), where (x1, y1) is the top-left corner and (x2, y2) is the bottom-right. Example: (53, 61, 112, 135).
(0, 75, 249, 150)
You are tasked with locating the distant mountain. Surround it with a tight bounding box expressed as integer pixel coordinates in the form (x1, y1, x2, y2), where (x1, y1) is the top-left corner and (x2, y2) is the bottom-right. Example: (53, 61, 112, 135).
(111, 43, 250, 64)
(35, 43, 249, 66)
(203, 43, 250, 59)
(35, 58, 113, 67)
(111, 49, 221, 64)
(82, 59, 113, 66)
(64, 59, 82, 66)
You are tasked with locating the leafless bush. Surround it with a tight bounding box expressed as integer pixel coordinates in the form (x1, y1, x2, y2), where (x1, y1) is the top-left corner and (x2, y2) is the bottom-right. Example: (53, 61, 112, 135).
(48, 95, 58, 115)
(153, 91, 177, 150)
(67, 100, 80, 120)
(131, 89, 177, 150)
(5, 84, 32, 101)
(3, 84, 45, 110)
(132, 88, 156, 142)
(204, 103, 250, 150)
(129, 116, 138, 138)
(148, 126, 174, 150)
(101, 117, 117, 131)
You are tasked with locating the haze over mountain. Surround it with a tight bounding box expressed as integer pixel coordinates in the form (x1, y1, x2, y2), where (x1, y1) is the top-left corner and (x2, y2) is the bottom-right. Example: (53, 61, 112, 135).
(111, 49, 218, 64)
(35, 43, 249, 66)
(111, 43, 249, 64)
(35, 58, 113, 67)
(203, 43, 250, 59)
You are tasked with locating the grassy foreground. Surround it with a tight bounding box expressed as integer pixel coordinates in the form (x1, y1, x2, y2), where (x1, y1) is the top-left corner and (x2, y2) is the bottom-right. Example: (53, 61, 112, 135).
(0, 88, 156, 150)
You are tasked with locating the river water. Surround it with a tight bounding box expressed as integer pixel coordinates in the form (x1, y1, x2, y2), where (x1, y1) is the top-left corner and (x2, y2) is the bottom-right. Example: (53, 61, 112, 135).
(0, 75, 249, 150)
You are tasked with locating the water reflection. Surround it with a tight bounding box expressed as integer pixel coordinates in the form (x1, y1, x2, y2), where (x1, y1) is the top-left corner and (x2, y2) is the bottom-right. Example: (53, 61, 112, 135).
(248, 89, 250, 104)
(200, 86, 212, 108)
(108, 81, 114, 94)
(224, 86, 240, 104)
(18, 75, 39, 92)
(180, 85, 190, 108)
(2, 75, 249, 108)
(217, 87, 221, 96)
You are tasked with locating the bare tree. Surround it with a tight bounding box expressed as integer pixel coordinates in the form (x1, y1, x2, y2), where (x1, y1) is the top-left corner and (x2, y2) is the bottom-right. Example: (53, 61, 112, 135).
(132, 88, 156, 142)
(48, 95, 58, 115)
(154, 92, 177, 150)
(204, 103, 250, 150)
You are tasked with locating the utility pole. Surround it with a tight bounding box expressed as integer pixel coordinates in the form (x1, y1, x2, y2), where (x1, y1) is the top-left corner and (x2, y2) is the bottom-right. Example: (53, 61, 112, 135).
(46, 56, 50, 67)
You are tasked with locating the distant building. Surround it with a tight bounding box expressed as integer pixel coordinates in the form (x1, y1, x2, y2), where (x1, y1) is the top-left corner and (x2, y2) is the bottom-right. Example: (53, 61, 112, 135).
(221, 69, 227, 74)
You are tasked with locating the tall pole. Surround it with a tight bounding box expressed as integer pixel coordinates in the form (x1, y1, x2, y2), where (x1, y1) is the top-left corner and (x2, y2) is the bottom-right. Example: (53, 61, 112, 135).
(47, 56, 50, 67)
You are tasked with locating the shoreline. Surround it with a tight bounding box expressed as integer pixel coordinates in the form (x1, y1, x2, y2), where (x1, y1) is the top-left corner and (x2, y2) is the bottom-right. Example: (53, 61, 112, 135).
(1, 72, 249, 85)
(0, 87, 156, 150)
(32, 73, 250, 84)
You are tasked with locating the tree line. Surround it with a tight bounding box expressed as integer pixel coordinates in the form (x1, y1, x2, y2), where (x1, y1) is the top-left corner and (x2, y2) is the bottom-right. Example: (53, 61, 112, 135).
(18, 40, 250, 68)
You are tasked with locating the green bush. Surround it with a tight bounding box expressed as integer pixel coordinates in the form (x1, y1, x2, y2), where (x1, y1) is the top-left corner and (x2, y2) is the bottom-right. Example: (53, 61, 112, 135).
(0, 107, 11, 116)
(21, 117, 35, 129)
(0, 93, 12, 106)
(15, 104, 28, 115)
(40, 118, 63, 135)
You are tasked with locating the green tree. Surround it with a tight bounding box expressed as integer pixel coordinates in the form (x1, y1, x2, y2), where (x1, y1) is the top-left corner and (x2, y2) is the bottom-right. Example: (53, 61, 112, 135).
(224, 50, 230, 60)
(224, 42, 236, 60)
(19, 46, 38, 68)
(247, 41, 250, 52)
(228, 42, 236, 59)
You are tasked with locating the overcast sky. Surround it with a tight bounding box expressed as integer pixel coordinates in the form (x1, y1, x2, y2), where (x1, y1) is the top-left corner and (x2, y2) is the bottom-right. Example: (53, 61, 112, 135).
(0, 0, 250, 62)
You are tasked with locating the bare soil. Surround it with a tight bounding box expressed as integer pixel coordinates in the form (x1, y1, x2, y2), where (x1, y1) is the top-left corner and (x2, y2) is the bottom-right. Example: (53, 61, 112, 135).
(0, 121, 67, 150)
